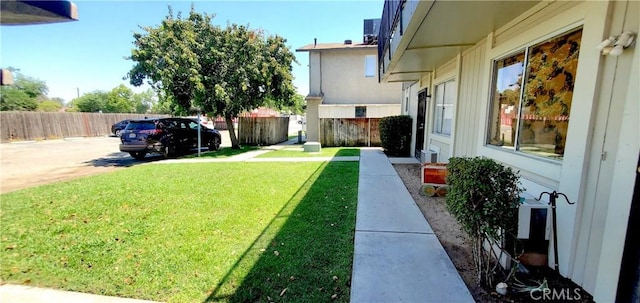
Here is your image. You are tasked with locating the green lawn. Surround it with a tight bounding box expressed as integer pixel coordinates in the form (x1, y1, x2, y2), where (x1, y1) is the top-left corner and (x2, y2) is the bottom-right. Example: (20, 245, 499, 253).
(1, 161, 359, 302)
(183, 146, 261, 159)
(257, 147, 360, 158)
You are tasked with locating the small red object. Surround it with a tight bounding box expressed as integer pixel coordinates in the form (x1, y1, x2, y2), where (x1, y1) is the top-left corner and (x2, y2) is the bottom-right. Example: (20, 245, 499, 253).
(421, 163, 448, 185)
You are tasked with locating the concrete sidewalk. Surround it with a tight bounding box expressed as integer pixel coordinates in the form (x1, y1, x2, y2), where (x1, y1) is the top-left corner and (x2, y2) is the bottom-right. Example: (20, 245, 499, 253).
(350, 149, 474, 302)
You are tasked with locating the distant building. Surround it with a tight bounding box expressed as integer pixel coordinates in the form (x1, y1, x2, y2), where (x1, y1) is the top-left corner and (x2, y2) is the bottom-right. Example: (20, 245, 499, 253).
(296, 20, 402, 146)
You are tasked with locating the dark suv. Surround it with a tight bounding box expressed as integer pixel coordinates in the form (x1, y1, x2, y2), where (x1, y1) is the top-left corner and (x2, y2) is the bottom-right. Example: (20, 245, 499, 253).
(119, 118, 221, 160)
(111, 119, 130, 137)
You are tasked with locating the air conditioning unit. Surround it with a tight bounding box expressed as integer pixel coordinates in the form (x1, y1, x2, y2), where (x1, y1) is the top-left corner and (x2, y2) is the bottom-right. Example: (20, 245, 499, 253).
(363, 18, 381, 44)
(420, 150, 438, 163)
(517, 195, 552, 240)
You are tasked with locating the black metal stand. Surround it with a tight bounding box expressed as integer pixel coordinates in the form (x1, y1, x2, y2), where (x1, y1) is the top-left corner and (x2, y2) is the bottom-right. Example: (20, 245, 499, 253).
(536, 191, 575, 272)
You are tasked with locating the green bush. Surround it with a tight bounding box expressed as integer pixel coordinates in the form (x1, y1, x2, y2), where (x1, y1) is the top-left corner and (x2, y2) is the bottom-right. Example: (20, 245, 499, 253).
(379, 115, 412, 157)
(445, 156, 523, 286)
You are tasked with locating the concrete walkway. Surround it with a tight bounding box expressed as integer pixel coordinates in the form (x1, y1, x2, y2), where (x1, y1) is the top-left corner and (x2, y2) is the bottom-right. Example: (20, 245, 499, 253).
(0, 284, 158, 303)
(350, 149, 474, 302)
(0, 145, 474, 303)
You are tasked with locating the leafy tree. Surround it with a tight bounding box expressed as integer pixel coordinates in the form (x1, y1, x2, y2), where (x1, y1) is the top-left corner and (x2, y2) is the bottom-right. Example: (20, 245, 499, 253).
(69, 85, 157, 113)
(72, 91, 107, 112)
(11, 70, 48, 99)
(265, 93, 305, 115)
(132, 89, 156, 114)
(0, 88, 37, 111)
(49, 97, 66, 106)
(127, 6, 297, 148)
(0, 68, 48, 111)
(289, 94, 306, 115)
(105, 84, 135, 113)
(36, 100, 62, 112)
(148, 90, 173, 114)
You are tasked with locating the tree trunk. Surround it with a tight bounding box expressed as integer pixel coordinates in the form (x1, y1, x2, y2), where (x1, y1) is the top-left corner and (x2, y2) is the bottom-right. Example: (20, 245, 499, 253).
(225, 114, 241, 149)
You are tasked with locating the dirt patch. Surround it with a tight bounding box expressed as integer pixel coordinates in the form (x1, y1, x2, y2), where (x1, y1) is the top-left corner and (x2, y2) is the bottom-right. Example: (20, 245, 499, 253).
(393, 163, 594, 303)
(393, 163, 495, 301)
(1, 166, 121, 193)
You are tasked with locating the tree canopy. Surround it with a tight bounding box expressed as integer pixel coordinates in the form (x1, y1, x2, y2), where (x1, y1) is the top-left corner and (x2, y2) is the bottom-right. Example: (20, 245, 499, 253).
(127, 6, 297, 148)
(68, 85, 160, 114)
(36, 100, 63, 112)
(0, 68, 48, 111)
(0, 68, 162, 114)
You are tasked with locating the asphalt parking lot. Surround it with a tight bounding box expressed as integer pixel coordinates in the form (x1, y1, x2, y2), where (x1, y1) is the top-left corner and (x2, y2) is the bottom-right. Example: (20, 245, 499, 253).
(0, 131, 233, 194)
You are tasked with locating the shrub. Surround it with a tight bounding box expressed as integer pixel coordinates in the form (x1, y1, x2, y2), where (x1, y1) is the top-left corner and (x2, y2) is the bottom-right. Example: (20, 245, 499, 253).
(379, 115, 412, 157)
(445, 157, 523, 287)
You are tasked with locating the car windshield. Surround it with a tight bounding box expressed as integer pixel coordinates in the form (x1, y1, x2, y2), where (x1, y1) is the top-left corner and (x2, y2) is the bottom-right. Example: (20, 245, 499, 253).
(125, 121, 156, 131)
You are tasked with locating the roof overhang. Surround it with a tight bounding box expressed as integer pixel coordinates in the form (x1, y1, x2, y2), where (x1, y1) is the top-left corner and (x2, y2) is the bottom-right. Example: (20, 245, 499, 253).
(296, 44, 377, 52)
(383, 0, 539, 83)
(1, 0, 78, 25)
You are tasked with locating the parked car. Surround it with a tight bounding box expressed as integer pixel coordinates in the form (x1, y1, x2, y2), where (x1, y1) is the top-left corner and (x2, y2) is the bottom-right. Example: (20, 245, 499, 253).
(111, 119, 131, 137)
(119, 118, 221, 160)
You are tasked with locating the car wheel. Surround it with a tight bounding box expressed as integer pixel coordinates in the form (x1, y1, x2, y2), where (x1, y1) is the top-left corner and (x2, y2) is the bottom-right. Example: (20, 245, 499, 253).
(130, 152, 146, 160)
(163, 145, 175, 158)
(208, 136, 221, 151)
(115, 129, 122, 137)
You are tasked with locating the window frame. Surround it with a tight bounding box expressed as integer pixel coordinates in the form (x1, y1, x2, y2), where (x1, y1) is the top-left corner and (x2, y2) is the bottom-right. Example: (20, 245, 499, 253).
(477, 24, 587, 186)
(485, 27, 583, 162)
(364, 55, 376, 78)
(432, 79, 456, 137)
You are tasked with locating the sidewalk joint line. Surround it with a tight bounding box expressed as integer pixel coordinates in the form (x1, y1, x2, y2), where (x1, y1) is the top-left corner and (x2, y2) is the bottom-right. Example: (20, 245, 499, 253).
(355, 229, 435, 235)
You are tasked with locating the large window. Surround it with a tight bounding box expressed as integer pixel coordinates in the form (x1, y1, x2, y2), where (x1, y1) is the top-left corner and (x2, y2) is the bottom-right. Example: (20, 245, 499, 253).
(364, 55, 376, 77)
(433, 80, 456, 136)
(487, 28, 582, 160)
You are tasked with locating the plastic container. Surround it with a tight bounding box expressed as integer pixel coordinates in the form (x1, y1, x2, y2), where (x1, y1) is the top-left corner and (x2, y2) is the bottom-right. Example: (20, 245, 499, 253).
(421, 163, 448, 185)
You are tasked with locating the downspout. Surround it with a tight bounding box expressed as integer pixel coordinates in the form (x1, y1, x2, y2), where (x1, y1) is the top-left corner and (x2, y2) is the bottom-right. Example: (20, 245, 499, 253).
(319, 52, 323, 96)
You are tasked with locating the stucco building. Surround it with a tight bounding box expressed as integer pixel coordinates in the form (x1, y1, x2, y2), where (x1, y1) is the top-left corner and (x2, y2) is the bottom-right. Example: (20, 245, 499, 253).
(297, 34, 402, 146)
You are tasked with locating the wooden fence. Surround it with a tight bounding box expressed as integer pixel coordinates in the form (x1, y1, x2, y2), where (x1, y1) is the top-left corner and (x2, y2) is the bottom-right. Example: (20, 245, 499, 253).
(319, 118, 381, 147)
(0, 112, 169, 142)
(238, 117, 289, 145)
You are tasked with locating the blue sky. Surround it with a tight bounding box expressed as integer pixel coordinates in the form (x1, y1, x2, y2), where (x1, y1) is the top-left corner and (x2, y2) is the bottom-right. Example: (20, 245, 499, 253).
(1, 0, 383, 102)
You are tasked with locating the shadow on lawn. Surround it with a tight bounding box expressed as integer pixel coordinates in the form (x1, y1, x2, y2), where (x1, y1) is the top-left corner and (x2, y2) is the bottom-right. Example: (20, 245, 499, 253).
(183, 146, 261, 158)
(334, 148, 360, 157)
(204, 161, 359, 303)
(82, 152, 164, 168)
(83, 146, 261, 167)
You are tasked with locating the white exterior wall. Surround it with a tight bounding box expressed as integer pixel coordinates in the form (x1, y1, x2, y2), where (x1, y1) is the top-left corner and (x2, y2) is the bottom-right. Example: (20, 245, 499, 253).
(594, 7, 639, 299)
(402, 82, 419, 156)
(394, 0, 636, 299)
(305, 98, 322, 142)
(427, 1, 639, 300)
(453, 41, 486, 158)
(304, 46, 403, 143)
(478, 1, 618, 293)
(319, 48, 401, 105)
(427, 58, 458, 162)
(308, 52, 322, 97)
(585, 2, 638, 300)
